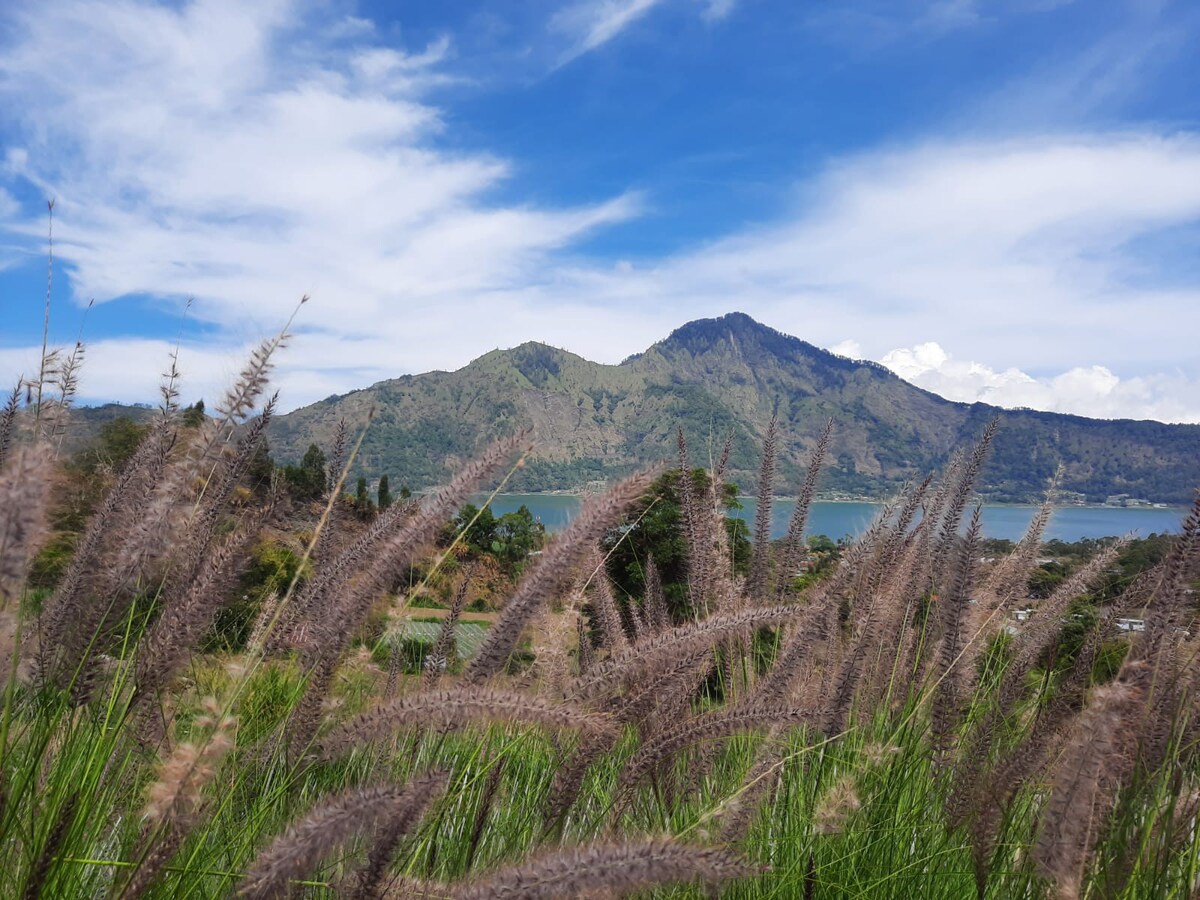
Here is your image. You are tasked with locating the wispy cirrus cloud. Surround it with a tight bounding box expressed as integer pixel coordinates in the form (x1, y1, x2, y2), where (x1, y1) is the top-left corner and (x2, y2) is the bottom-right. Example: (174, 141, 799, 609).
(549, 0, 666, 63)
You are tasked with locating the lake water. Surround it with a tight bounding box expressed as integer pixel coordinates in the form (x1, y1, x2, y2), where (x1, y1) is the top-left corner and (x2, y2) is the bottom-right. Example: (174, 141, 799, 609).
(474, 493, 1187, 542)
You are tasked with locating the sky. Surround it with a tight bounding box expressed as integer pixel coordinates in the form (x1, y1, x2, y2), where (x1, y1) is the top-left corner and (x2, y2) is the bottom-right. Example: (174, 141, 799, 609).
(0, 0, 1198, 422)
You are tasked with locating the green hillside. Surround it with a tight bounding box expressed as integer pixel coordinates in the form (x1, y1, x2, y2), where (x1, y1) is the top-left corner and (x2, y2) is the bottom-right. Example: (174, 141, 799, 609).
(269, 313, 1200, 504)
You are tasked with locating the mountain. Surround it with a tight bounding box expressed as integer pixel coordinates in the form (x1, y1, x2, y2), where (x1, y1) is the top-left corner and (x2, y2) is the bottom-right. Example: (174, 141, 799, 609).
(268, 313, 1200, 505)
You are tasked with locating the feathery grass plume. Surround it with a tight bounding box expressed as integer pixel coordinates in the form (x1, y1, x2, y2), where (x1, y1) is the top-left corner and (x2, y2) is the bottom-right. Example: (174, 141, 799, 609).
(346, 771, 450, 900)
(313, 417, 349, 565)
(588, 560, 629, 652)
(318, 687, 614, 760)
(983, 471, 1058, 605)
(452, 837, 755, 900)
(282, 433, 524, 657)
(165, 395, 277, 600)
(465, 469, 658, 683)
(282, 437, 527, 744)
(618, 643, 712, 729)
(775, 418, 832, 601)
(573, 603, 811, 702)
(423, 569, 472, 688)
(37, 404, 179, 687)
(118, 320, 293, 599)
(530, 581, 587, 691)
(133, 501, 276, 718)
(930, 420, 997, 592)
(1002, 542, 1127, 710)
(0, 382, 20, 470)
(929, 505, 983, 764)
(945, 542, 1127, 832)
(22, 791, 78, 900)
(813, 774, 862, 835)
(643, 554, 669, 633)
(238, 775, 446, 900)
(575, 614, 594, 674)
(39, 339, 84, 448)
(124, 698, 236, 898)
(619, 704, 809, 793)
(463, 758, 505, 873)
(541, 729, 618, 836)
(746, 415, 778, 604)
(0, 445, 52, 609)
(676, 427, 706, 607)
(1034, 661, 1153, 900)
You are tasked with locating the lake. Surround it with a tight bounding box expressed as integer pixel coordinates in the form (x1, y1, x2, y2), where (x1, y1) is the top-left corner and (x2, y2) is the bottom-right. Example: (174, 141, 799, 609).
(473, 493, 1187, 542)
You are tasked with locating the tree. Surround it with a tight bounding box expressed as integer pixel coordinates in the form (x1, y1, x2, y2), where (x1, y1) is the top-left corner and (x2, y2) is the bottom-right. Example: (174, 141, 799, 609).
(378, 474, 393, 510)
(492, 505, 546, 572)
(181, 399, 206, 428)
(355, 476, 375, 519)
(604, 468, 750, 621)
(282, 443, 327, 502)
(453, 503, 498, 554)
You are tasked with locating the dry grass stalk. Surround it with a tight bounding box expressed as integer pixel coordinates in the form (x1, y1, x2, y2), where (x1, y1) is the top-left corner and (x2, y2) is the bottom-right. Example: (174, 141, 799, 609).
(746, 414, 777, 604)
(318, 687, 614, 760)
(423, 569, 472, 688)
(930, 505, 984, 763)
(619, 704, 809, 793)
(0, 445, 52, 608)
(465, 469, 658, 683)
(291, 433, 524, 661)
(813, 774, 861, 835)
(0, 382, 20, 470)
(346, 771, 450, 900)
(21, 791, 77, 900)
(452, 837, 755, 900)
(930, 420, 997, 590)
(642, 554, 669, 633)
(573, 603, 811, 702)
(775, 418, 833, 602)
(125, 699, 236, 897)
(1034, 661, 1153, 900)
(588, 563, 629, 652)
(134, 501, 275, 720)
(238, 774, 445, 900)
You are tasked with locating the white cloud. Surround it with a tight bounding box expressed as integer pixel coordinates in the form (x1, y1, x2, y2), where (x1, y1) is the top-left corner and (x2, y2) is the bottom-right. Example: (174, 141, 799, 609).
(0, 2, 1197, 425)
(828, 339, 863, 359)
(550, 0, 664, 62)
(699, 0, 738, 22)
(879, 341, 1200, 423)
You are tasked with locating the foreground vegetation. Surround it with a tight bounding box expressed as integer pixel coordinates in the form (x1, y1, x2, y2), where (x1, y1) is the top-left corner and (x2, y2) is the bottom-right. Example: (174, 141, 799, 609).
(1, 323, 1198, 899)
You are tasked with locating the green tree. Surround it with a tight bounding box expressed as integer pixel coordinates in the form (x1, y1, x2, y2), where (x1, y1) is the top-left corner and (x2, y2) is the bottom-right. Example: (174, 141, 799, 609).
(604, 468, 749, 621)
(181, 399, 206, 428)
(378, 474, 393, 510)
(282, 443, 327, 502)
(355, 476, 376, 519)
(453, 503, 498, 554)
(492, 505, 546, 572)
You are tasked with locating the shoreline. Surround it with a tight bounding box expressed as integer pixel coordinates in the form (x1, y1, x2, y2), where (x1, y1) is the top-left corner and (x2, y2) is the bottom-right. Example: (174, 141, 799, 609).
(480, 491, 1189, 511)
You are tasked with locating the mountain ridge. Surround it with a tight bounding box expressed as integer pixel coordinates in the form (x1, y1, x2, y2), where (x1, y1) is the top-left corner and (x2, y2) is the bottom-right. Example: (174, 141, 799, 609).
(264, 312, 1199, 504)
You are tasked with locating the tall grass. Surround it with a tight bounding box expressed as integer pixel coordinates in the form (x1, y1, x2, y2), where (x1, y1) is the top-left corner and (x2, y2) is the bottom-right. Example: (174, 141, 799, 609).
(0, 327, 1197, 900)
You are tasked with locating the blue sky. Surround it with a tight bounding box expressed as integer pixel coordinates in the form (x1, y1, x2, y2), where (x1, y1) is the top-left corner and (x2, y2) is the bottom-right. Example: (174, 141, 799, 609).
(1, 0, 1199, 421)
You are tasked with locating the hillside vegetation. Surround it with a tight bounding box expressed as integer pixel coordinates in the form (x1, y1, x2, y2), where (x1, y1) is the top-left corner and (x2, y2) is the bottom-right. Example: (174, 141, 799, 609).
(269, 313, 1200, 504)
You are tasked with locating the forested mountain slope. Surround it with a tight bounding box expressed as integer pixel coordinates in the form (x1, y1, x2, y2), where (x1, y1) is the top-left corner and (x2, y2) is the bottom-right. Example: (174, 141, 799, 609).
(269, 313, 1200, 504)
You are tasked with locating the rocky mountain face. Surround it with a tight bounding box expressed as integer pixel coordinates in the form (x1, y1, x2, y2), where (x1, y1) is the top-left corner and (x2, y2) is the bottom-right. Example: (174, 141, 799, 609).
(268, 313, 1200, 504)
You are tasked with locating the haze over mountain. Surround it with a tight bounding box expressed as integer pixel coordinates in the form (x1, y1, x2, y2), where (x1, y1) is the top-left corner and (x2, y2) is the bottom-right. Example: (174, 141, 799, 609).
(268, 313, 1200, 505)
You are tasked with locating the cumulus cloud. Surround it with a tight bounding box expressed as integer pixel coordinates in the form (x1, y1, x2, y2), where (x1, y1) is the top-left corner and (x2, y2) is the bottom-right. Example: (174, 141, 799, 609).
(879, 342, 1200, 423)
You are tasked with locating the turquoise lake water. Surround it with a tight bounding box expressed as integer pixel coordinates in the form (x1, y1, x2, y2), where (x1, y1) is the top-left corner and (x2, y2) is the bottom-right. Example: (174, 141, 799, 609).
(474, 494, 1186, 542)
